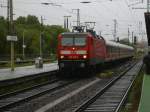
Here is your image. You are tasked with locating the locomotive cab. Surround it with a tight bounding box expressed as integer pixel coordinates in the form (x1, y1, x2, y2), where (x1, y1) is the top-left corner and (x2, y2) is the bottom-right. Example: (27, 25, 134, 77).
(58, 33, 90, 70)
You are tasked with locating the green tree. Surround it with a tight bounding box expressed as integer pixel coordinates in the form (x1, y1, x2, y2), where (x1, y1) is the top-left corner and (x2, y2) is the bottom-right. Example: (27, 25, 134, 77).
(15, 16, 26, 24)
(26, 15, 40, 25)
(0, 16, 9, 56)
(0, 15, 68, 60)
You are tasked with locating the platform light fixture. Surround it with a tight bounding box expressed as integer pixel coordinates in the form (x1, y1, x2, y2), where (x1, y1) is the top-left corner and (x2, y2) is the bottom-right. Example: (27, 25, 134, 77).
(80, 1, 91, 4)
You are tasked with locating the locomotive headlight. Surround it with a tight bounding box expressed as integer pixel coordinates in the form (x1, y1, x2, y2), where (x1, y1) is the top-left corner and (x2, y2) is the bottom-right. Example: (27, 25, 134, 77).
(83, 55, 87, 59)
(60, 55, 64, 59)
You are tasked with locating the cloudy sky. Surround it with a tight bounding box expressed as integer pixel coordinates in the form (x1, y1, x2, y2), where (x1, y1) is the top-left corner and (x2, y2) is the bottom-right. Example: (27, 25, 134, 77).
(0, 0, 148, 41)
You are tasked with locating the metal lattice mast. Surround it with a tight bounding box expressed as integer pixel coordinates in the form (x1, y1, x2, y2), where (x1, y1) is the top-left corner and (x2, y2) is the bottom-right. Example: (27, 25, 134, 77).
(72, 9, 80, 26)
(147, 0, 150, 12)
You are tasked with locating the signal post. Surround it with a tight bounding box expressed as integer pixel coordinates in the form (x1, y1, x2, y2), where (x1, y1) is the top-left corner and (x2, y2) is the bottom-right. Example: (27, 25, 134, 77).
(7, 0, 17, 71)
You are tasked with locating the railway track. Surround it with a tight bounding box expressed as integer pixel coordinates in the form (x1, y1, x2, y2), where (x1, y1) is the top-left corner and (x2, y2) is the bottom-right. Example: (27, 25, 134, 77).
(0, 69, 58, 95)
(0, 60, 138, 112)
(0, 78, 59, 99)
(73, 61, 142, 112)
(0, 78, 77, 111)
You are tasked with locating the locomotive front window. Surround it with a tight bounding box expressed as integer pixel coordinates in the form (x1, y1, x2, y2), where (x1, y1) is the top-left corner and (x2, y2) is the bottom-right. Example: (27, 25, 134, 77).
(61, 34, 87, 46)
(61, 37, 73, 46)
(74, 37, 86, 46)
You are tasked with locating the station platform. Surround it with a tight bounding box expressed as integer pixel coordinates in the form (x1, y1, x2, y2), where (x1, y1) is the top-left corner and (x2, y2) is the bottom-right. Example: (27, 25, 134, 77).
(0, 62, 58, 82)
(138, 74, 150, 112)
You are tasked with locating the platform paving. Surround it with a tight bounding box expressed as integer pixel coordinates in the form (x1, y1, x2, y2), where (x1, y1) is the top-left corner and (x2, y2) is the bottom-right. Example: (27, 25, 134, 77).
(138, 74, 150, 112)
(0, 62, 58, 81)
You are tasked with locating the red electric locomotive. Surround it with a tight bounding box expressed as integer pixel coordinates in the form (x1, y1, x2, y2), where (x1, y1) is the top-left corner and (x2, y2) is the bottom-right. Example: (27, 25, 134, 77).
(57, 30, 134, 73)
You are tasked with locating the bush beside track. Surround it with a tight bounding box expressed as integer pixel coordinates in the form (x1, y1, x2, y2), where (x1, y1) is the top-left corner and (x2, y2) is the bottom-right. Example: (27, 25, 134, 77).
(0, 58, 56, 68)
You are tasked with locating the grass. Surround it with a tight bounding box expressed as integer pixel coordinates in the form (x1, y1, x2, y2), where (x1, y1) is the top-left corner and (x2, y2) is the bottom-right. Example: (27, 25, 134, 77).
(0, 62, 35, 69)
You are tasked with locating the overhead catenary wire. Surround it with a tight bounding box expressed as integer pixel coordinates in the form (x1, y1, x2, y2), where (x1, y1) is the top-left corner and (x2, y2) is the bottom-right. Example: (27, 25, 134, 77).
(0, 0, 146, 41)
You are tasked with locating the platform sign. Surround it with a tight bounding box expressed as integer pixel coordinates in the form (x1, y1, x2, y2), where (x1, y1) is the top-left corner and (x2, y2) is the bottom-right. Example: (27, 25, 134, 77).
(7, 35, 18, 42)
(145, 13, 150, 46)
(6, 35, 18, 71)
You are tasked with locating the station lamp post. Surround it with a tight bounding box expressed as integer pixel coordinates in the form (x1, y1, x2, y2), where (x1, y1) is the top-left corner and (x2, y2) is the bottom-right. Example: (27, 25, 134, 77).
(128, 25, 132, 45)
(22, 30, 26, 60)
(40, 16, 46, 58)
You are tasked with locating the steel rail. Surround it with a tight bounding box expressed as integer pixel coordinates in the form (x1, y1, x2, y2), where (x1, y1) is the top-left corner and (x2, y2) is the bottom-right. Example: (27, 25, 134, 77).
(73, 62, 137, 112)
(0, 79, 77, 111)
(0, 78, 59, 100)
(115, 63, 143, 112)
(0, 70, 58, 88)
